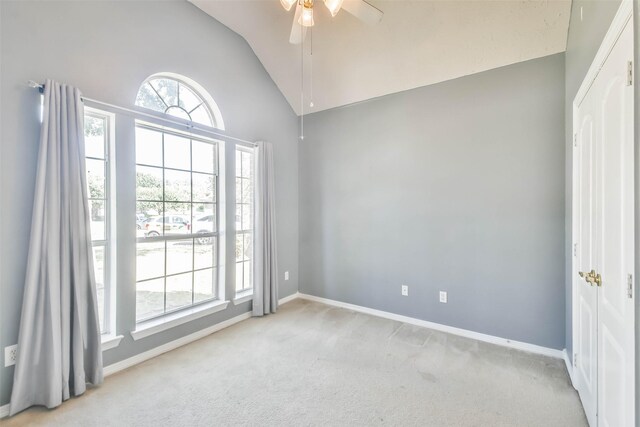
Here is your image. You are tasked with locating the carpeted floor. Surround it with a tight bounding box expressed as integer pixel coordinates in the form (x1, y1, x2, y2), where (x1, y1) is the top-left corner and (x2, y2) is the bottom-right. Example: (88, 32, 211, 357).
(4, 299, 587, 426)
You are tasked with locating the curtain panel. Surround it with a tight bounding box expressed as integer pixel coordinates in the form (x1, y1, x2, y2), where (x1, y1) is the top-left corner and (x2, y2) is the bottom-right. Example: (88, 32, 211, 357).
(253, 141, 278, 316)
(10, 80, 103, 415)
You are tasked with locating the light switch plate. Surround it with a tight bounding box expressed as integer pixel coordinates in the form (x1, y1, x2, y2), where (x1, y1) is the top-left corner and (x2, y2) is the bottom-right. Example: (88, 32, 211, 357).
(401, 285, 409, 296)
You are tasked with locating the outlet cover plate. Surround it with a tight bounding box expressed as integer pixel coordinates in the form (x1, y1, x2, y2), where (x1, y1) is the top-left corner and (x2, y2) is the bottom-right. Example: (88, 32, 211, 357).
(401, 285, 409, 296)
(5, 344, 17, 367)
(284, 271, 289, 281)
(439, 291, 448, 303)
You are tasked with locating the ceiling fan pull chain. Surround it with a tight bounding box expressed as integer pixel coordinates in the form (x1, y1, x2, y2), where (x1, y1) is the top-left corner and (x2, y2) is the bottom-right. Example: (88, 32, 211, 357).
(300, 24, 304, 140)
(310, 27, 314, 109)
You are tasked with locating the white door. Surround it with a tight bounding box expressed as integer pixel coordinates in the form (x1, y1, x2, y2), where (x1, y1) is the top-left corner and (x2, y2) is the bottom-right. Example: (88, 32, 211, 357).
(573, 15, 635, 427)
(574, 69, 599, 427)
(594, 19, 635, 427)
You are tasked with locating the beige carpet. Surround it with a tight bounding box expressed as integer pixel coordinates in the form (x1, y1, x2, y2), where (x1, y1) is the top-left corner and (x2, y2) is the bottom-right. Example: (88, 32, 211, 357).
(4, 299, 586, 426)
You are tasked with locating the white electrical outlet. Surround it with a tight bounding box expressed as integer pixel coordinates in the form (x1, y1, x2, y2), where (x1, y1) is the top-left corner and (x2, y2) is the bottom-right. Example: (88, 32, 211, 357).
(5, 344, 17, 367)
(284, 271, 289, 281)
(401, 285, 409, 296)
(439, 291, 448, 303)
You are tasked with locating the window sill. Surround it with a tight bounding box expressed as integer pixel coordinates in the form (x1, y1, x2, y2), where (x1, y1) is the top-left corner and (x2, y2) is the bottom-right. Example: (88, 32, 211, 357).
(233, 291, 253, 305)
(101, 334, 124, 351)
(131, 300, 230, 341)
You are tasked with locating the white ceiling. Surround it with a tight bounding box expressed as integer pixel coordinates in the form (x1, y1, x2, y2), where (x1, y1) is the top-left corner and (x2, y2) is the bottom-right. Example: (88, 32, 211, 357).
(190, 0, 571, 115)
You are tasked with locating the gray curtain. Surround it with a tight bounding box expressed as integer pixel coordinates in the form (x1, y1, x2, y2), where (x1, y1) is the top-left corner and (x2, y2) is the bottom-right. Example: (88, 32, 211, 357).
(10, 80, 103, 415)
(253, 141, 278, 316)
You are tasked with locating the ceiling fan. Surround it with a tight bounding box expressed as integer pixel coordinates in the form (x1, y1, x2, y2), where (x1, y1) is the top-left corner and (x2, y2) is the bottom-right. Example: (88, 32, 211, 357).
(280, 0, 383, 44)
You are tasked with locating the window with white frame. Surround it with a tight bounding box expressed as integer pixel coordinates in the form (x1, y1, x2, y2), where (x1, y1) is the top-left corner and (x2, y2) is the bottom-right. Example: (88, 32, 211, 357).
(134, 124, 220, 322)
(235, 146, 255, 295)
(135, 75, 223, 129)
(84, 108, 113, 334)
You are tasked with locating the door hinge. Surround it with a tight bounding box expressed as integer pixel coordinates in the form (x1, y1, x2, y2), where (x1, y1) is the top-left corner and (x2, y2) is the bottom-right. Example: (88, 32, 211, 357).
(573, 243, 578, 257)
(574, 353, 578, 366)
(627, 61, 633, 86)
(573, 133, 578, 147)
(627, 274, 633, 299)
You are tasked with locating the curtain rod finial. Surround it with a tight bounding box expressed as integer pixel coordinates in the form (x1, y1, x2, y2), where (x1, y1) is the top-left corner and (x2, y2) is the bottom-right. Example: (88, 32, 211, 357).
(27, 80, 45, 93)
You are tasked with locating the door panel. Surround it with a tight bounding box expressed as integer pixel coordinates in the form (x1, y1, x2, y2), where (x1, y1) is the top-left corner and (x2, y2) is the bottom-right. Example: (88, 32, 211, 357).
(595, 19, 634, 427)
(599, 72, 627, 322)
(601, 326, 625, 427)
(578, 296, 596, 391)
(575, 81, 598, 427)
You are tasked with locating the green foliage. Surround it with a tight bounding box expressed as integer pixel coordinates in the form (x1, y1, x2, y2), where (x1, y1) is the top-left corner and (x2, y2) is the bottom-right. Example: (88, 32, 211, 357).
(84, 116, 104, 137)
(135, 82, 166, 112)
(135, 171, 215, 217)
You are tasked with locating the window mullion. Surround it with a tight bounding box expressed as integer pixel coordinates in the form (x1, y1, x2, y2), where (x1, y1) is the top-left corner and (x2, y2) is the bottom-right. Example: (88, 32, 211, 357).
(162, 132, 167, 316)
(190, 138, 195, 306)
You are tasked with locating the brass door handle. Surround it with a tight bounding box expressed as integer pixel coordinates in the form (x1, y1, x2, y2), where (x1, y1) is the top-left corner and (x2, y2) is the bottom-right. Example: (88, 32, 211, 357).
(578, 270, 593, 286)
(578, 270, 602, 287)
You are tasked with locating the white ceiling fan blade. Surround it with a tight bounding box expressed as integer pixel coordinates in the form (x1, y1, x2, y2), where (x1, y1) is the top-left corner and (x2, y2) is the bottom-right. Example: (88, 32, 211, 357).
(342, 0, 383, 25)
(289, 4, 308, 44)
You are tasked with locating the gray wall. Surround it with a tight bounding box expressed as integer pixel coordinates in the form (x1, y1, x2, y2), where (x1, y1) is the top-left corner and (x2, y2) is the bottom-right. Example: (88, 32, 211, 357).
(563, 0, 622, 363)
(0, 0, 299, 406)
(299, 54, 566, 350)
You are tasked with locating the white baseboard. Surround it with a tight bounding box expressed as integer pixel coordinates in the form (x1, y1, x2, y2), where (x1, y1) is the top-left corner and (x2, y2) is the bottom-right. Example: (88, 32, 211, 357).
(278, 291, 300, 305)
(1, 293, 300, 418)
(2, 292, 564, 417)
(103, 310, 252, 376)
(297, 293, 565, 360)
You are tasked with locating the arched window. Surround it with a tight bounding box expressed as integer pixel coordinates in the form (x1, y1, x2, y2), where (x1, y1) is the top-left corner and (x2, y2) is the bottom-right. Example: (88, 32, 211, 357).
(135, 73, 224, 129)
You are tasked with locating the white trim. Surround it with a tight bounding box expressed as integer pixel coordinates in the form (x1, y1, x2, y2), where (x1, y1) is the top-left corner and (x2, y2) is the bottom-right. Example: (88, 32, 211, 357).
(233, 290, 253, 305)
(573, 0, 633, 108)
(563, 349, 576, 388)
(101, 334, 124, 351)
(0, 404, 8, 419)
(139, 72, 226, 131)
(298, 293, 564, 359)
(571, 58, 581, 402)
(131, 300, 230, 341)
(278, 291, 300, 305)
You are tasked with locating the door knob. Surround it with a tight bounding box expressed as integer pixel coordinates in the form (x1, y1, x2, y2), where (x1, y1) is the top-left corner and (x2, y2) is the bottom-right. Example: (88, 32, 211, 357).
(586, 269, 602, 287)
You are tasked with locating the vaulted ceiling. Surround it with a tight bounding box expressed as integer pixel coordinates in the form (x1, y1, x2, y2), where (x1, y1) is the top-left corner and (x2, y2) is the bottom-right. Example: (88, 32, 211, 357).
(190, 0, 571, 115)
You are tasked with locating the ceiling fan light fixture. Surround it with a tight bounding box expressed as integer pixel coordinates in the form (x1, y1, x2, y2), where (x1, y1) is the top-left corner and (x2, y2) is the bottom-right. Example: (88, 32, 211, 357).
(280, 0, 297, 12)
(299, 3, 315, 27)
(324, 0, 344, 17)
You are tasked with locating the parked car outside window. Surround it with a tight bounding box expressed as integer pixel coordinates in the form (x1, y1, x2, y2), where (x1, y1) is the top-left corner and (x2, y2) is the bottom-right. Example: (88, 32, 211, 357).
(143, 215, 190, 237)
(193, 214, 215, 244)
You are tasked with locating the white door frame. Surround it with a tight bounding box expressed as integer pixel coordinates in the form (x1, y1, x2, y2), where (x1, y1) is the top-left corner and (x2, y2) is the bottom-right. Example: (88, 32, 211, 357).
(571, 0, 635, 423)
